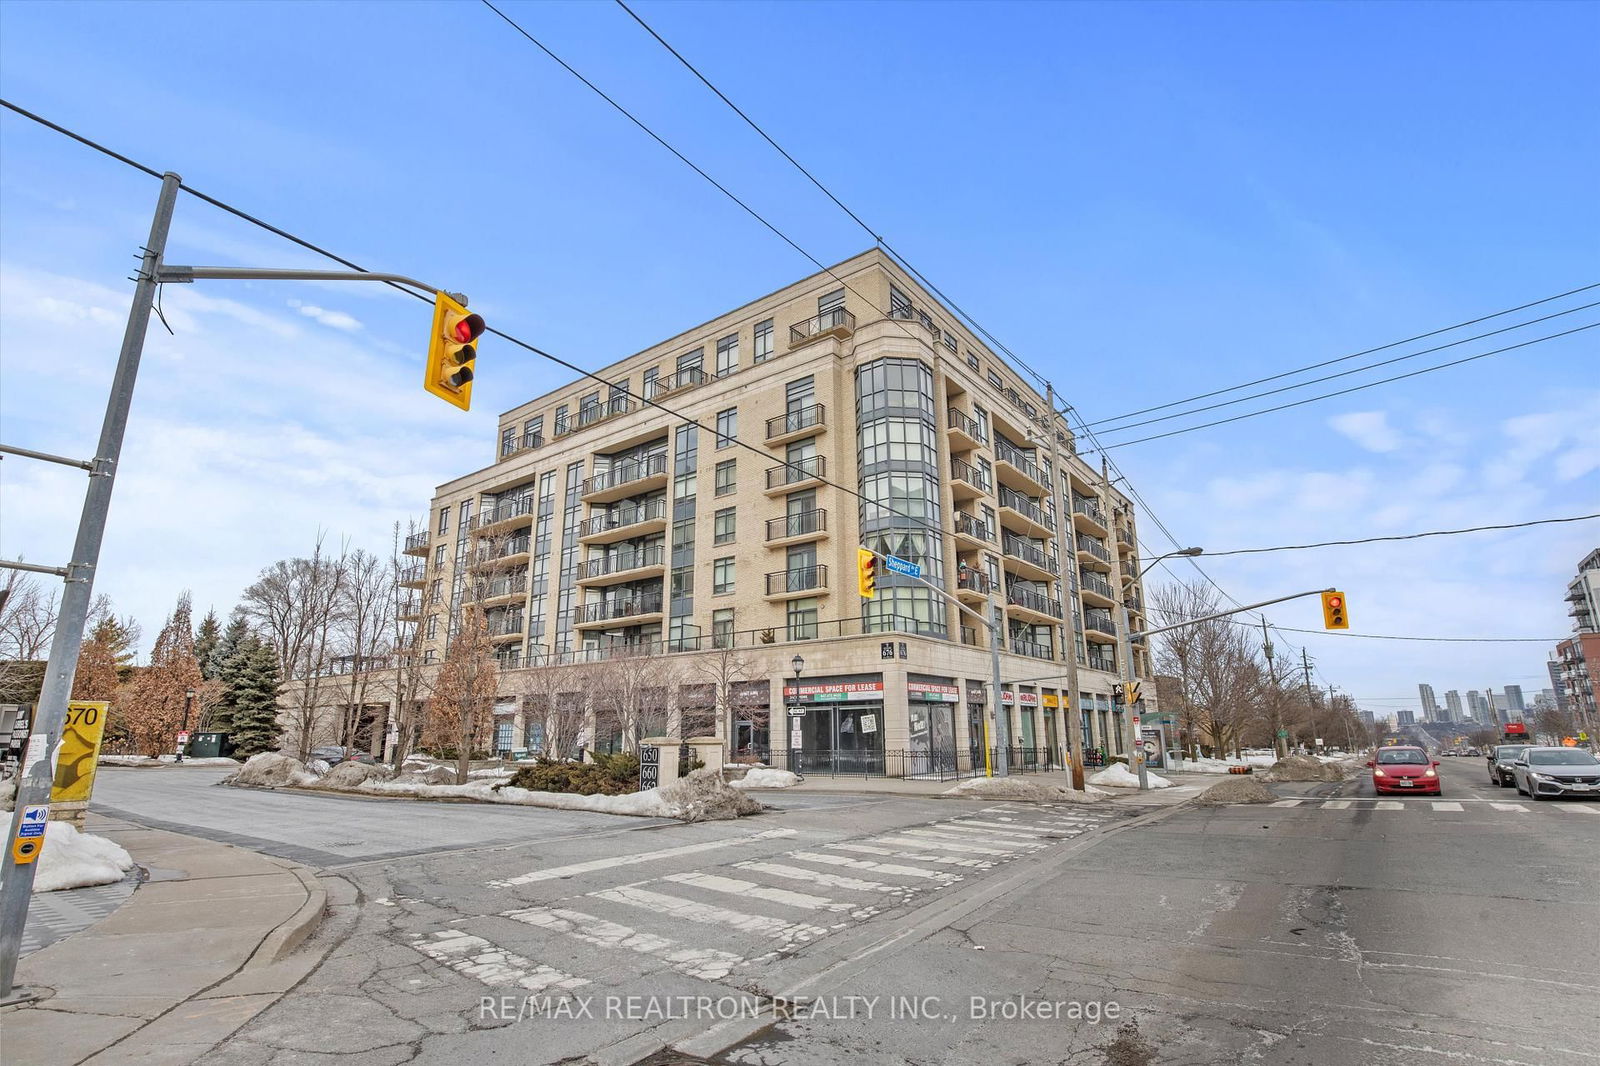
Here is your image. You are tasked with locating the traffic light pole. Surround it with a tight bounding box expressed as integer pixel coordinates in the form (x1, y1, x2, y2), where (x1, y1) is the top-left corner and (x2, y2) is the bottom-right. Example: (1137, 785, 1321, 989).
(155, 265, 453, 296)
(0, 173, 182, 1005)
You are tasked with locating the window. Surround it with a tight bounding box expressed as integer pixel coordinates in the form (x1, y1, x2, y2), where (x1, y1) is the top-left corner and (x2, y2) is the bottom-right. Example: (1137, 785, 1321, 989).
(714, 507, 737, 545)
(430, 579, 443, 601)
(554, 403, 569, 433)
(671, 518, 695, 552)
(973, 404, 989, 441)
(713, 557, 736, 595)
(642, 367, 659, 397)
(435, 545, 447, 567)
(670, 565, 694, 599)
(715, 333, 739, 377)
(677, 348, 703, 373)
(500, 425, 516, 456)
(943, 330, 957, 352)
(425, 615, 439, 640)
(714, 459, 737, 497)
(818, 288, 845, 314)
(459, 500, 473, 531)
(753, 318, 774, 363)
(716, 408, 737, 448)
(674, 469, 697, 501)
(786, 597, 819, 641)
(966, 350, 980, 371)
(712, 608, 735, 649)
(889, 285, 913, 318)
(785, 375, 815, 413)
(987, 370, 1003, 390)
(437, 507, 450, 535)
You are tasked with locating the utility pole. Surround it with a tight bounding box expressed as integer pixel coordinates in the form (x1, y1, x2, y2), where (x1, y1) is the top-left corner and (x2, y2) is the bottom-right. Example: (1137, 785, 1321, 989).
(1045, 386, 1086, 789)
(1262, 616, 1285, 759)
(0, 173, 182, 1004)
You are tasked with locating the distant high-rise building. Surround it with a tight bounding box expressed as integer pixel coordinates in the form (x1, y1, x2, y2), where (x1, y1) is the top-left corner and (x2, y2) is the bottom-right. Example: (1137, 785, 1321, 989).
(1548, 660, 1570, 713)
(1396, 710, 1416, 726)
(1358, 710, 1376, 729)
(1444, 690, 1463, 721)
(1418, 683, 1439, 721)
(1466, 690, 1487, 720)
(1505, 685, 1525, 713)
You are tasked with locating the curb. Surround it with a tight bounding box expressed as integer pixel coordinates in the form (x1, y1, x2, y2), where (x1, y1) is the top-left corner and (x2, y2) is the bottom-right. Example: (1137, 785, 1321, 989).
(254, 861, 328, 964)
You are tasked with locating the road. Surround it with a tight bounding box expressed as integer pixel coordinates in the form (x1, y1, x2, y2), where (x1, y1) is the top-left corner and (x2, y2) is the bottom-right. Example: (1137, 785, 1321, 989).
(92, 760, 1598, 1065)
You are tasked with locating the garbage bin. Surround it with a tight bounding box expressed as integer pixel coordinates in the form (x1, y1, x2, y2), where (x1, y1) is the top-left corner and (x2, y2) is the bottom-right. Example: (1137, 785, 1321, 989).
(187, 732, 232, 759)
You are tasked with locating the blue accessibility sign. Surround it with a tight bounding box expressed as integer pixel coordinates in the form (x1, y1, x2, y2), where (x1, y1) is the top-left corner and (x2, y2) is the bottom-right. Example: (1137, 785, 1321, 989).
(18, 804, 48, 839)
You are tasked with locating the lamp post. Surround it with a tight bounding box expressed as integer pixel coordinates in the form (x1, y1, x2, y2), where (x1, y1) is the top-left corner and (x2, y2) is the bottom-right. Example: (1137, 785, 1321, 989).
(1121, 546, 1203, 789)
(788, 655, 805, 774)
(177, 686, 195, 763)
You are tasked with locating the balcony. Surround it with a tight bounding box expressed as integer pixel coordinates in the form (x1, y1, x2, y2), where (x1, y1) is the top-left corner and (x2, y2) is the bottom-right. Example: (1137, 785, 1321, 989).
(1085, 652, 1117, 673)
(765, 455, 826, 494)
(582, 454, 669, 503)
(403, 530, 430, 556)
(647, 366, 706, 401)
(994, 442, 1049, 496)
(1008, 637, 1055, 662)
(472, 496, 535, 535)
(1006, 584, 1063, 622)
(1115, 521, 1135, 548)
(486, 612, 525, 642)
(575, 593, 665, 629)
(766, 404, 826, 446)
(1083, 610, 1117, 643)
(952, 511, 994, 551)
(475, 573, 528, 607)
(555, 395, 635, 440)
(765, 564, 829, 599)
(949, 457, 992, 500)
(766, 508, 829, 545)
(1078, 569, 1115, 603)
(469, 535, 531, 571)
(396, 596, 423, 623)
(1071, 497, 1108, 536)
(1002, 535, 1058, 582)
(579, 497, 669, 544)
(956, 566, 994, 602)
(788, 307, 856, 349)
(947, 408, 987, 450)
(579, 545, 666, 587)
(1124, 591, 1145, 614)
(998, 486, 1054, 538)
(1077, 534, 1112, 570)
(398, 563, 426, 588)
(499, 430, 545, 461)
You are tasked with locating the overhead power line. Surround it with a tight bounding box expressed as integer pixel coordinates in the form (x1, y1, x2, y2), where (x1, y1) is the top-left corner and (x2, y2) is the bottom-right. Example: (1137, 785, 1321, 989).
(1226, 621, 1566, 643)
(1086, 322, 1599, 452)
(1199, 513, 1600, 558)
(1082, 282, 1600, 430)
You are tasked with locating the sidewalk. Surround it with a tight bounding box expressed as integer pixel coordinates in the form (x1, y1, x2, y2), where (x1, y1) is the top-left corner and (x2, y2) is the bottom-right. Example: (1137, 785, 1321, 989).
(777, 766, 1215, 807)
(2, 812, 349, 1066)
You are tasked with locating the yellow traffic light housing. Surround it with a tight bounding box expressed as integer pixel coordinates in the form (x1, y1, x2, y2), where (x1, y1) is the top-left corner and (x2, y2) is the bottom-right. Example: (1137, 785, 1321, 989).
(1122, 680, 1142, 706)
(425, 291, 484, 410)
(856, 548, 878, 599)
(1321, 590, 1349, 630)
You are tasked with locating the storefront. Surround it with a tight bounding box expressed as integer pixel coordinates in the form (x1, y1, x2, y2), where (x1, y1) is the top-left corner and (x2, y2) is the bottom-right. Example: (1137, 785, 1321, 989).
(1002, 688, 1042, 766)
(1042, 692, 1062, 766)
(907, 675, 959, 775)
(783, 675, 885, 774)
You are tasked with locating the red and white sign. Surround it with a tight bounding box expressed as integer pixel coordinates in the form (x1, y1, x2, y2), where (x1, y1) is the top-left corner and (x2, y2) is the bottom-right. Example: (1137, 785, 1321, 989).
(177, 731, 190, 743)
(784, 680, 885, 702)
(1000, 690, 1040, 706)
(908, 681, 960, 702)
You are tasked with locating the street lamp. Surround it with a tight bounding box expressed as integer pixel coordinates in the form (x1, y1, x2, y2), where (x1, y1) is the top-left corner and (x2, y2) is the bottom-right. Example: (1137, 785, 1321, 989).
(177, 686, 195, 763)
(1137, 546, 1203, 583)
(788, 655, 805, 774)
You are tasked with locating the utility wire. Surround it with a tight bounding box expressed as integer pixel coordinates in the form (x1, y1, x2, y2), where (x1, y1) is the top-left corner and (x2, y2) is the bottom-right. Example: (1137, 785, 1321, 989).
(1092, 300, 1599, 436)
(1082, 282, 1600, 429)
(1198, 513, 1600, 558)
(1087, 322, 1599, 452)
(1224, 621, 1566, 643)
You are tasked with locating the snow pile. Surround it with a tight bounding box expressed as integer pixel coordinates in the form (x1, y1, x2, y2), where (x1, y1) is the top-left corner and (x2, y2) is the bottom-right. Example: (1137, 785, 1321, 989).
(395, 765, 459, 786)
(0, 777, 13, 812)
(731, 768, 801, 790)
(318, 760, 395, 790)
(1262, 755, 1346, 782)
(32, 821, 135, 892)
(357, 776, 675, 817)
(304, 758, 332, 777)
(468, 767, 515, 779)
(1192, 777, 1276, 806)
(1088, 764, 1174, 789)
(227, 753, 319, 789)
(659, 768, 763, 822)
(99, 755, 158, 767)
(942, 777, 1108, 803)
(179, 757, 243, 767)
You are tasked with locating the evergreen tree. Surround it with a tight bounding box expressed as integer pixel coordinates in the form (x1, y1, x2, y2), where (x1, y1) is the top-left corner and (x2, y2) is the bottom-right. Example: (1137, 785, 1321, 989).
(229, 636, 282, 756)
(194, 609, 222, 679)
(207, 615, 250, 682)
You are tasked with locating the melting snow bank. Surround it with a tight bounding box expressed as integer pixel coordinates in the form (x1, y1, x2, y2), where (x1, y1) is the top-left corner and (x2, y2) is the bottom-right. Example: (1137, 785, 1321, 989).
(1193, 777, 1276, 805)
(29, 821, 135, 893)
(942, 777, 1109, 803)
(1088, 764, 1174, 789)
(355, 767, 760, 821)
(730, 768, 801, 790)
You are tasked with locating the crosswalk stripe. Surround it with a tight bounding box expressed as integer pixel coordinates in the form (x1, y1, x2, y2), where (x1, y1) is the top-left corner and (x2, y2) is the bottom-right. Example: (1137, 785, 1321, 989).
(892, 828, 1045, 851)
(412, 930, 588, 993)
(871, 833, 1019, 857)
(1490, 802, 1527, 812)
(1270, 799, 1302, 808)
(937, 821, 1069, 840)
(790, 850, 960, 882)
(826, 842, 992, 868)
(1555, 804, 1600, 814)
(1431, 801, 1463, 812)
(1321, 800, 1352, 809)
(592, 885, 832, 944)
(502, 905, 743, 981)
(661, 871, 857, 913)
(733, 860, 901, 894)
(1374, 801, 1404, 810)
(489, 828, 797, 887)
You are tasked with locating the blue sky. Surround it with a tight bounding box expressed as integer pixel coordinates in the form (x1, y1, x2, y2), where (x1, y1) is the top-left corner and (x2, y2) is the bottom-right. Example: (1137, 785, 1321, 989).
(2, 0, 1595, 712)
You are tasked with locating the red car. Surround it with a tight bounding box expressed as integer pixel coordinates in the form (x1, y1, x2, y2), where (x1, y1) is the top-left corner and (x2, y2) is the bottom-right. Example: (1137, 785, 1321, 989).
(1367, 746, 1442, 795)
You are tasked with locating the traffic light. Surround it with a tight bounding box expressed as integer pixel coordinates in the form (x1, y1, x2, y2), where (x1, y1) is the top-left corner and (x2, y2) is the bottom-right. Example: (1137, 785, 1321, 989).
(425, 291, 484, 411)
(1122, 681, 1142, 706)
(856, 548, 877, 598)
(1112, 687, 1126, 707)
(1321, 590, 1349, 630)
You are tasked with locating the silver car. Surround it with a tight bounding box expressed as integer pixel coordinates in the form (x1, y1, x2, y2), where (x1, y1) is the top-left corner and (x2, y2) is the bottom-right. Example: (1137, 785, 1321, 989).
(1487, 744, 1533, 787)
(1510, 747, 1600, 800)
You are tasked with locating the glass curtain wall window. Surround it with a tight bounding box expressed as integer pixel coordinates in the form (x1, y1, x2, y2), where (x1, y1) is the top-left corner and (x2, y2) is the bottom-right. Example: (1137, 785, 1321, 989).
(854, 357, 946, 637)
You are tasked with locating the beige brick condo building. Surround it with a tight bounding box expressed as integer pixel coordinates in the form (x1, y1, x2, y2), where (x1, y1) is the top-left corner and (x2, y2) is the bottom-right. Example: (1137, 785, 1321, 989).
(379, 249, 1155, 776)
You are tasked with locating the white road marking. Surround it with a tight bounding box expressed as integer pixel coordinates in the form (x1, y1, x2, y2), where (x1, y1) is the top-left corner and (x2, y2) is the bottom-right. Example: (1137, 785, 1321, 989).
(826, 842, 992, 868)
(412, 929, 588, 993)
(1374, 801, 1404, 810)
(592, 885, 831, 944)
(1270, 799, 1302, 808)
(1555, 804, 1600, 814)
(661, 871, 855, 913)
(893, 828, 1045, 851)
(1321, 800, 1352, 809)
(490, 828, 796, 887)
(927, 823, 1061, 843)
(870, 833, 1019, 857)
(503, 905, 743, 981)
(1490, 802, 1527, 813)
(732, 860, 901, 894)
(1431, 801, 1463, 812)
(790, 850, 960, 882)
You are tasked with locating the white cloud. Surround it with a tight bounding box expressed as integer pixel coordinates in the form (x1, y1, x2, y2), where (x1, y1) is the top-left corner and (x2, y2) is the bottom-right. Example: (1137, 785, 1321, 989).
(1328, 410, 1403, 452)
(288, 298, 362, 332)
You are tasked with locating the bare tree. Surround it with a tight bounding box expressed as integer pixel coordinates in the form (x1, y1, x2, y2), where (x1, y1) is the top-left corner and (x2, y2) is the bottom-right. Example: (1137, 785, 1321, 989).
(116, 592, 205, 756)
(333, 548, 396, 751)
(695, 643, 757, 765)
(589, 647, 680, 755)
(1150, 579, 1260, 757)
(423, 603, 499, 783)
(238, 535, 350, 759)
(383, 521, 438, 767)
(512, 658, 591, 762)
(0, 567, 59, 700)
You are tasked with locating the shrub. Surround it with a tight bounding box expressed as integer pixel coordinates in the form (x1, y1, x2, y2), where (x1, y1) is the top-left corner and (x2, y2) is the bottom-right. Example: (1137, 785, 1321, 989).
(1110, 755, 1130, 766)
(500, 751, 641, 796)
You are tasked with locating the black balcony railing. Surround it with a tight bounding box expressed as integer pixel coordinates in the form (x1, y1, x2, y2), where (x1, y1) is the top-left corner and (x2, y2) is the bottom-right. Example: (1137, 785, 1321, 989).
(1003, 535, 1058, 575)
(1006, 585, 1063, 619)
(472, 536, 531, 566)
(473, 496, 535, 531)
(1072, 497, 1105, 525)
(947, 408, 987, 444)
(1077, 535, 1111, 563)
(398, 563, 426, 584)
(574, 395, 635, 429)
(404, 530, 430, 553)
(766, 404, 826, 440)
(1086, 653, 1117, 672)
(1008, 638, 1055, 661)
(582, 545, 665, 580)
(956, 568, 993, 595)
(1000, 486, 1054, 531)
(487, 612, 525, 637)
(580, 497, 668, 538)
(765, 455, 825, 489)
(954, 511, 993, 543)
(1079, 571, 1113, 598)
(1083, 609, 1116, 634)
(647, 366, 706, 400)
(583, 454, 668, 496)
(766, 564, 828, 596)
(766, 508, 827, 541)
(576, 593, 665, 625)
(475, 573, 528, 600)
(995, 442, 1045, 486)
(789, 307, 856, 346)
(950, 457, 991, 493)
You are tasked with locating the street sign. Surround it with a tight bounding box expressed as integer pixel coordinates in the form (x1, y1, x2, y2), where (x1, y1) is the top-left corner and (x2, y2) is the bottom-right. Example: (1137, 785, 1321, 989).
(53, 701, 110, 804)
(788, 707, 807, 717)
(17, 806, 47, 839)
(884, 555, 922, 579)
(638, 746, 660, 790)
(1277, 729, 1289, 739)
